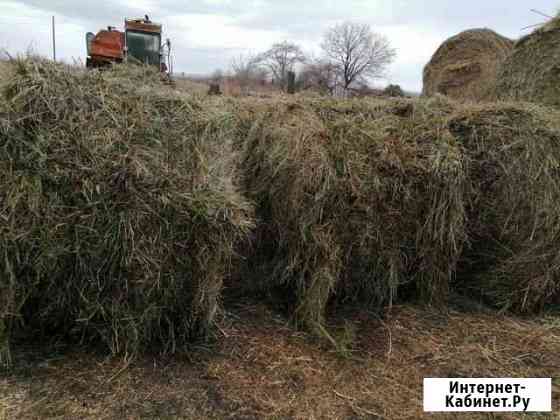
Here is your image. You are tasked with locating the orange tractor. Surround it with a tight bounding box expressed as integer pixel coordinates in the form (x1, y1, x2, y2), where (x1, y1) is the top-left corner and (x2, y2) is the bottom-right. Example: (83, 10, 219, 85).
(86, 15, 172, 75)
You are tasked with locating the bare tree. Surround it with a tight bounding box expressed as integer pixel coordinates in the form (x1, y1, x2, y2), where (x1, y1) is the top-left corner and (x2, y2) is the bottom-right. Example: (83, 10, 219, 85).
(321, 22, 396, 90)
(299, 59, 340, 94)
(257, 41, 306, 91)
(211, 68, 224, 83)
(230, 53, 261, 94)
(231, 53, 259, 80)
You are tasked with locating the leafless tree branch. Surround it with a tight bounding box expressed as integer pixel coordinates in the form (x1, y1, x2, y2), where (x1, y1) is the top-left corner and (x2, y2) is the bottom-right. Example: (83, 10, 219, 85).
(230, 52, 263, 93)
(321, 22, 396, 90)
(256, 41, 306, 91)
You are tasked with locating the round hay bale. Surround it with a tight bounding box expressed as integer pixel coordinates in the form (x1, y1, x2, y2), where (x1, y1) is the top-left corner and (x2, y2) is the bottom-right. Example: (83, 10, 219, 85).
(449, 103, 560, 313)
(497, 16, 560, 108)
(0, 59, 254, 365)
(238, 97, 467, 334)
(423, 29, 513, 101)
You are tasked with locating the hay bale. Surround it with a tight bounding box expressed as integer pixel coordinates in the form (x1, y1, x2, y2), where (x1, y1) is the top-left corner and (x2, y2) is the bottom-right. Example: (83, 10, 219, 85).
(423, 29, 513, 101)
(0, 59, 253, 366)
(0, 60, 9, 79)
(497, 15, 560, 108)
(450, 103, 560, 313)
(0, 58, 14, 86)
(237, 95, 560, 331)
(238, 97, 467, 332)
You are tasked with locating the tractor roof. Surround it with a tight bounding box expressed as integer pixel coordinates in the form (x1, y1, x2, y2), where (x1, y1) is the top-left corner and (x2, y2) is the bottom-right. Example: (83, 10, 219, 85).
(125, 18, 162, 34)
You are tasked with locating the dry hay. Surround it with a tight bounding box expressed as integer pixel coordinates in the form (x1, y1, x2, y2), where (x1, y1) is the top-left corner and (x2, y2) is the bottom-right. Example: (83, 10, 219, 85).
(2, 303, 559, 419)
(237, 97, 468, 333)
(423, 28, 513, 101)
(451, 103, 560, 313)
(497, 15, 560, 108)
(1, 57, 559, 362)
(235, 95, 560, 335)
(173, 77, 210, 96)
(0, 59, 254, 367)
(0, 58, 12, 82)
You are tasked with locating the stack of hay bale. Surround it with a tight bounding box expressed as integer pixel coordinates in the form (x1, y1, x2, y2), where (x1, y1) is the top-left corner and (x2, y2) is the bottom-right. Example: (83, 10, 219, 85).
(235, 95, 560, 335)
(0, 59, 254, 366)
(423, 29, 513, 102)
(2, 54, 560, 358)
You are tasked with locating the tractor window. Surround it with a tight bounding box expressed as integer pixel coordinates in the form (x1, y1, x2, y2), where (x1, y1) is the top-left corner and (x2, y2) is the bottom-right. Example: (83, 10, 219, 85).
(126, 31, 161, 66)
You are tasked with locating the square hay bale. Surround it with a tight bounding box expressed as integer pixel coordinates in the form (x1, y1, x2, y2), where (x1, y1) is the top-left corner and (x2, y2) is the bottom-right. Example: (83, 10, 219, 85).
(0, 59, 254, 367)
(237, 97, 468, 333)
(449, 103, 560, 312)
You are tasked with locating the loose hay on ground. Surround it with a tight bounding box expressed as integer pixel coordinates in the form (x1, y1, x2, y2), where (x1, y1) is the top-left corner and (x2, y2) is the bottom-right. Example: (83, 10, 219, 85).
(423, 28, 513, 102)
(2, 303, 558, 419)
(0, 59, 254, 367)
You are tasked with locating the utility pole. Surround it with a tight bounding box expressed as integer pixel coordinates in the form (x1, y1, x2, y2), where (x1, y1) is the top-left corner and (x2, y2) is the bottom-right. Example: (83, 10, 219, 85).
(52, 15, 56, 61)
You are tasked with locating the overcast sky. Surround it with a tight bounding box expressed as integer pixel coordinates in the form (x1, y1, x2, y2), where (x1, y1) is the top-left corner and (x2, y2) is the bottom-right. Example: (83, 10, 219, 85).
(0, 0, 558, 92)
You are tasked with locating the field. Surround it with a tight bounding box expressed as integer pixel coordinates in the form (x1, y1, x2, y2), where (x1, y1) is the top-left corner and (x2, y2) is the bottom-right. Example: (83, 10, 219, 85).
(0, 59, 559, 419)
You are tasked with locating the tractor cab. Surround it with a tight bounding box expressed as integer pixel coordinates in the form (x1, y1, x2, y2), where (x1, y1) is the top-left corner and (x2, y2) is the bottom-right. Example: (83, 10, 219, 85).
(124, 16, 162, 66)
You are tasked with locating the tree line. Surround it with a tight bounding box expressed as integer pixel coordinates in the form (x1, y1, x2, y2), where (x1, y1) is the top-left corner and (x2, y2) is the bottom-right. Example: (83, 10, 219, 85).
(222, 21, 396, 95)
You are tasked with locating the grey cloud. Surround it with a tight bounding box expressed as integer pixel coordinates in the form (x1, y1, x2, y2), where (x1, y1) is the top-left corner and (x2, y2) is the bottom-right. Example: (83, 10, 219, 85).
(230, 1, 394, 35)
(18, 0, 248, 23)
(16, 0, 559, 38)
(155, 0, 250, 17)
(387, 0, 558, 38)
(173, 46, 242, 75)
(16, 0, 136, 26)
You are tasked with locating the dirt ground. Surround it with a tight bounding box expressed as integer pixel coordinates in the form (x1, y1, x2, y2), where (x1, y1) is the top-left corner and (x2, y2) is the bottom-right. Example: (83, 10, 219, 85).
(1, 299, 558, 420)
